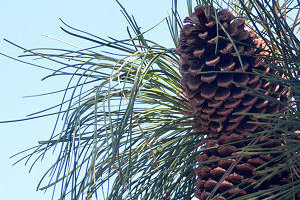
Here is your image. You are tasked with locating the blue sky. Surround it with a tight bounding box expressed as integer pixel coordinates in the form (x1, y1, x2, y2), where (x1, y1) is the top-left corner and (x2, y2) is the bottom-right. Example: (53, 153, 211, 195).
(0, 1, 188, 199)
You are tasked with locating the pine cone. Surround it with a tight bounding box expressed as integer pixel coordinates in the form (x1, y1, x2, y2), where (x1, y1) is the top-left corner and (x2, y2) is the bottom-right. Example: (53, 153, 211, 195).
(177, 5, 287, 134)
(177, 5, 293, 200)
(194, 132, 291, 199)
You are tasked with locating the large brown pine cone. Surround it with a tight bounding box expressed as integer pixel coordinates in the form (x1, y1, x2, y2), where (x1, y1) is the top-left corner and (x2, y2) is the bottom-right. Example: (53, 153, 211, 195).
(177, 5, 287, 134)
(176, 5, 294, 200)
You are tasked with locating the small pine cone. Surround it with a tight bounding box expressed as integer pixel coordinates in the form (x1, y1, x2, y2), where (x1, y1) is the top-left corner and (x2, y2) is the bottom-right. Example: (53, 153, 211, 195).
(194, 135, 292, 199)
(177, 5, 287, 134)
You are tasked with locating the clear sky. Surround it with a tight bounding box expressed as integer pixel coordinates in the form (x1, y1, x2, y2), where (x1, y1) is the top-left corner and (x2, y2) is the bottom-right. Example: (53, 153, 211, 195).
(0, 1, 188, 199)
